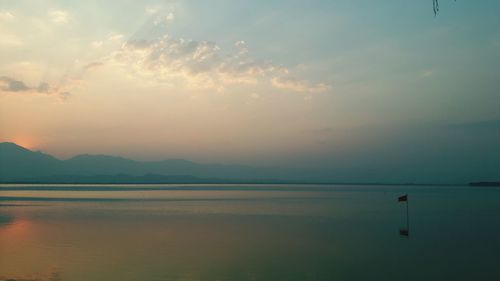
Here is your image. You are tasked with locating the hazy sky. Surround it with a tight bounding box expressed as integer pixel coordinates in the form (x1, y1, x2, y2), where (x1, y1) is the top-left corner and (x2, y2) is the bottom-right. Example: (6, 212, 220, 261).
(1, 0, 499, 182)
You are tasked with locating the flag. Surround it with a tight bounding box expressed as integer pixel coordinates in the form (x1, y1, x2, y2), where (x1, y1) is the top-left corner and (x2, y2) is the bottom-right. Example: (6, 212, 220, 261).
(398, 194, 408, 202)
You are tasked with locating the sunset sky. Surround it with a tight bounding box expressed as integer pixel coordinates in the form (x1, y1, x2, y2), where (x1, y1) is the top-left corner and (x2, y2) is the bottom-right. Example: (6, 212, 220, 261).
(1, 0, 499, 182)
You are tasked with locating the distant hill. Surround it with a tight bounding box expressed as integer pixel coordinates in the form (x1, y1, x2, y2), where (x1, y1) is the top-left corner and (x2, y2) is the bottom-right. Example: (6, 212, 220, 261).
(0, 142, 275, 183)
(0, 142, 66, 181)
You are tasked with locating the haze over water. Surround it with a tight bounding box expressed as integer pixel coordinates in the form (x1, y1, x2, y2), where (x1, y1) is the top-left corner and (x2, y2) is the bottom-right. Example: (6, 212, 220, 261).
(1, 184, 499, 281)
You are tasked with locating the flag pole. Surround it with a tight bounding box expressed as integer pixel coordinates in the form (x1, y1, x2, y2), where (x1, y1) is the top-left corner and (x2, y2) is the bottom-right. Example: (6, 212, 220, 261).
(406, 195, 409, 233)
(398, 194, 410, 237)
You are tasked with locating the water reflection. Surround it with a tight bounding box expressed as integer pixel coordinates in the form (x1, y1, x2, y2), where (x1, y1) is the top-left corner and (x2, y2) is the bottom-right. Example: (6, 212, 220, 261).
(1, 185, 500, 281)
(0, 271, 61, 281)
(0, 214, 13, 227)
(398, 194, 410, 238)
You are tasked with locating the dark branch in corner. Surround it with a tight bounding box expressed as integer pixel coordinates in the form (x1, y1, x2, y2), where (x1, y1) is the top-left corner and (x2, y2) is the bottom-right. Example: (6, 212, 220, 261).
(433, 0, 439, 15)
(433, 0, 457, 16)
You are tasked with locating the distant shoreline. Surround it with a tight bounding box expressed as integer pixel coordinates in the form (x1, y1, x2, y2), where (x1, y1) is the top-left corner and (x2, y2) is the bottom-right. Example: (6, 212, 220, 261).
(0, 180, 465, 186)
(468, 182, 500, 187)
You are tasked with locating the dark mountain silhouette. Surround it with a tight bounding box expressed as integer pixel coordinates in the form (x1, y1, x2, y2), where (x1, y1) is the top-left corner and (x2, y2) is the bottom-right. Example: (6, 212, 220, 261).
(0, 142, 275, 183)
(0, 142, 66, 181)
(2, 142, 495, 185)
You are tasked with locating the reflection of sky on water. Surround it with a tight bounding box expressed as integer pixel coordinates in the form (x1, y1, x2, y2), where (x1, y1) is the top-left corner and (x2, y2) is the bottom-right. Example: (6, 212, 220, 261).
(1, 185, 500, 281)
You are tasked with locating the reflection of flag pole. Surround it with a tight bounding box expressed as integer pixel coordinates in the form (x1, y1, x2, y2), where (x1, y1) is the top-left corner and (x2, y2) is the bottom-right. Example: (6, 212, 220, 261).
(398, 194, 409, 237)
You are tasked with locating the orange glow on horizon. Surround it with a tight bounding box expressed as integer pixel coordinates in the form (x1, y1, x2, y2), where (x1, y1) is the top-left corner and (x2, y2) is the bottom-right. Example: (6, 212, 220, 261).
(8, 137, 39, 151)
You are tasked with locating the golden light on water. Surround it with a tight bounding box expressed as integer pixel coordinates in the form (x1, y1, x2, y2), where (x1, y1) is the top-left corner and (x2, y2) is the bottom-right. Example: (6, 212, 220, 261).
(0, 218, 33, 237)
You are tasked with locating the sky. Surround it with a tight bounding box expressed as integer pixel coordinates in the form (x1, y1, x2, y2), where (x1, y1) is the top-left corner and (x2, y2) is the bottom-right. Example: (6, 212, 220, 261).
(1, 0, 499, 183)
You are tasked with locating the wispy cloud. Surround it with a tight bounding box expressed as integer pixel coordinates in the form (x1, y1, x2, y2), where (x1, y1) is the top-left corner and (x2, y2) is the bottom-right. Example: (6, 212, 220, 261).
(48, 9, 69, 24)
(0, 76, 30, 92)
(83, 61, 104, 70)
(87, 31, 328, 93)
(91, 41, 103, 48)
(0, 10, 15, 22)
(271, 76, 330, 93)
(154, 12, 175, 27)
(0, 76, 71, 100)
(41, 6, 324, 94)
(145, 5, 162, 15)
(106, 36, 288, 90)
(16, 6, 329, 97)
(108, 33, 124, 41)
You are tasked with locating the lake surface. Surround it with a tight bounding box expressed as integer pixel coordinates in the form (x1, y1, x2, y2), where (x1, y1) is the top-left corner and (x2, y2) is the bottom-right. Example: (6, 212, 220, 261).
(1, 184, 499, 281)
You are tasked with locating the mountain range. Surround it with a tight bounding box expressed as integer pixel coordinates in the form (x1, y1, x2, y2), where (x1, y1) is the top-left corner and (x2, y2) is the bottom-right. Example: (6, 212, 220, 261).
(0, 142, 281, 183)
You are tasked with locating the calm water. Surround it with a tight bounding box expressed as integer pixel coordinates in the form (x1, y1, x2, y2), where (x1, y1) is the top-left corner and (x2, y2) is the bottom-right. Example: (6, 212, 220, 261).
(1, 184, 499, 281)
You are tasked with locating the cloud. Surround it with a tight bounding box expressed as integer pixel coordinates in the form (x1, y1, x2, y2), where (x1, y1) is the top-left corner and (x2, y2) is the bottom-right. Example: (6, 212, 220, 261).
(0, 11, 15, 22)
(97, 35, 328, 93)
(145, 5, 161, 15)
(0, 76, 71, 99)
(80, 13, 328, 93)
(234, 40, 249, 55)
(58, 91, 71, 100)
(91, 41, 103, 48)
(0, 76, 30, 91)
(108, 33, 124, 41)
(144, 4, 176, 29)
(154, 12, 175, 27)
(271, 76, 330, 93)
(48, 9, 69, 24)
(86, 34, 124, 51)
(106, 36, 282, 89)
(84, 61, 104, 70)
